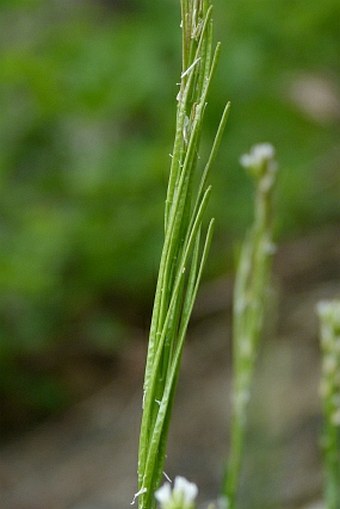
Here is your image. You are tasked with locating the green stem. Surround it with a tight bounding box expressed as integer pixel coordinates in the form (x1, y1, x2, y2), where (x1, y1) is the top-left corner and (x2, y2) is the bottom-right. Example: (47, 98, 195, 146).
(137, 1, 228, 507)
(222, 145, 278, 508)
(317, 301, 340, 509)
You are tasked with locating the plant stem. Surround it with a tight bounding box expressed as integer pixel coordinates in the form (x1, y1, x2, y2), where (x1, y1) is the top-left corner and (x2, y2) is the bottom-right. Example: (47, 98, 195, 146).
(222, 145, 278, 508)
(136, 2, 229, 508)
(317, 300, 340, 509)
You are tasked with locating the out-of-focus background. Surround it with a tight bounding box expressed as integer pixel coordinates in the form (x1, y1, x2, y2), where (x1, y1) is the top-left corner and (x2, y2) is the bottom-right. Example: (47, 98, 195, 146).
(0, 0, 339, 508)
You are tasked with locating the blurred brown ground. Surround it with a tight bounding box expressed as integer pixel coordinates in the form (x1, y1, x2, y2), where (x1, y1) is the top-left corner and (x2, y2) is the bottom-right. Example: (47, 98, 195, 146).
(1, 226, 340, 509)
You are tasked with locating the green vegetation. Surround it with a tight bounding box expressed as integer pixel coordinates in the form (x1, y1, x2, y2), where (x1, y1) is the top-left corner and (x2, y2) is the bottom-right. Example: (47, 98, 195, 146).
(136, 1, 228, 507)
(222, 144, 278, 508)
(318, 301, 340, 509)
(0, 0, 339, 429)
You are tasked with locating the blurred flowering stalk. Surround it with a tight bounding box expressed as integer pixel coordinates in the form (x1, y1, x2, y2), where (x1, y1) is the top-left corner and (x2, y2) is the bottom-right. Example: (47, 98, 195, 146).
(222, 144, 278, 508)
(317, 301, 340, 509)
(136, 1, 229, 507)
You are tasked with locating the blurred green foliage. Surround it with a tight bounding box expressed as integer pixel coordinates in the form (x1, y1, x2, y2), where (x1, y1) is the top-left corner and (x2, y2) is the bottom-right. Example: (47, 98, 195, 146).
(0, 0, 339, 428)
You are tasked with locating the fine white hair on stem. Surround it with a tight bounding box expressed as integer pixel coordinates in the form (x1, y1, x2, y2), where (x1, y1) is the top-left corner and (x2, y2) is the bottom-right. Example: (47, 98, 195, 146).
(131, 487, 147, 506)
(181, 57, 201, 79)
(163, 471, 172, 482)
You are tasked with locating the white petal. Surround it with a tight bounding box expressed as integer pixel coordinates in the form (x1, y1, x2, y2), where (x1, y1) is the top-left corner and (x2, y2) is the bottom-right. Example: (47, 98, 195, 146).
(173, 476, 198, 503)
(252, 143, 275, 160)
(240, 143, 276, 171)
(239, 154, 252, 168)
(155, 482, 172, 504)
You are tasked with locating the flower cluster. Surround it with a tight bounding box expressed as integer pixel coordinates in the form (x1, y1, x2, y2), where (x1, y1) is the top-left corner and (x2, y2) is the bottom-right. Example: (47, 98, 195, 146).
(240, 143, 277, 190)
(155, 476, 198, 509)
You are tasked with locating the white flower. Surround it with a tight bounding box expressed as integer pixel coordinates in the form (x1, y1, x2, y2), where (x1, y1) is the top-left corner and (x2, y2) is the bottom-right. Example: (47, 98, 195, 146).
(240, 143, 275, 169)
(240, 143, 277, 183)
(155, 476, 198, 508)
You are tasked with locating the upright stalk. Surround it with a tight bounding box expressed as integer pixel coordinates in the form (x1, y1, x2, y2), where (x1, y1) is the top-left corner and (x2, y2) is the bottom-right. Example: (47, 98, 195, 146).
(222, 144, 278, 508)
(317, 301, 340, 509)
(136, 2, 229, 508)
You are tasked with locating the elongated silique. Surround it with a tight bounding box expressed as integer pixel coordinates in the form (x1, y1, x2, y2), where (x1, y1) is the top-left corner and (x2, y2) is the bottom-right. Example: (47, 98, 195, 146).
(136, 1, 229, 508)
